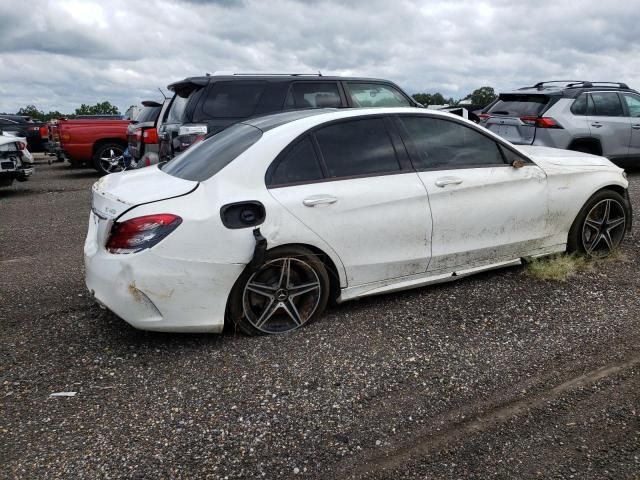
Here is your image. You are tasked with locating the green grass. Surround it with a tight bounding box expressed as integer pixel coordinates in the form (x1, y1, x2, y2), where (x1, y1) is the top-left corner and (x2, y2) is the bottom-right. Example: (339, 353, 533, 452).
(525, 254, 591, 281)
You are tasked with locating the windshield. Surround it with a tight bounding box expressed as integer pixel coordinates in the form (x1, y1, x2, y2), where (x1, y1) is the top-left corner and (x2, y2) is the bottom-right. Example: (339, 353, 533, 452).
(161, 123, 263, 181)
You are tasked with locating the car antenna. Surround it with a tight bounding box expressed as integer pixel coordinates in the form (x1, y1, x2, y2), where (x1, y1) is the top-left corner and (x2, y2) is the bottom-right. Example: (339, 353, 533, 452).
(158, 87, 169, 100)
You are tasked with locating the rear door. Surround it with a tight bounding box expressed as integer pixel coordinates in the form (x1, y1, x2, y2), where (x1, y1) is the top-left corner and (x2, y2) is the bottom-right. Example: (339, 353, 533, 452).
(586, 91, 631, 158)
(483, 94, 551, 144)
(397, 115, 549, 272)
(267, 116, 432, 287)
(621, 92, 640, 160)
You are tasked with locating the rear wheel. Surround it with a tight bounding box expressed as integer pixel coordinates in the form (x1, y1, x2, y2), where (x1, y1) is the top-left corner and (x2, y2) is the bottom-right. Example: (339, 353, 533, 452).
(93, 143, 126, 175)
(228, 246, 330, 335)
(568, 190, 628, 258)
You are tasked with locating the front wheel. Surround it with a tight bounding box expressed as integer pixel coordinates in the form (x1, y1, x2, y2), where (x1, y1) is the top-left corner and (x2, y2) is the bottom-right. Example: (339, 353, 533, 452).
(568, 189, 629, 258)
(228, 246, 330, 335)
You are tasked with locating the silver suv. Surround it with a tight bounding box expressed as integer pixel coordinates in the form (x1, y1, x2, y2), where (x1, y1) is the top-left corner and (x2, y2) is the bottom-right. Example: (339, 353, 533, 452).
(479, 81, 640, 167)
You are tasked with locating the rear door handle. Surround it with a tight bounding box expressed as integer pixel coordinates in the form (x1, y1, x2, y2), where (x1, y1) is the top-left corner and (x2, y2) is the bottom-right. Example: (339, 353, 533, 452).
(591, 122, 603, 128)
(435, 177, 463, 187)
(303, 195, 338, 207)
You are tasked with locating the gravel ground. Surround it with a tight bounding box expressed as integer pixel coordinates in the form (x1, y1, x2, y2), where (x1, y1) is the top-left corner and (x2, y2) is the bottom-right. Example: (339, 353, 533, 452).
(1, 158, 639, 479)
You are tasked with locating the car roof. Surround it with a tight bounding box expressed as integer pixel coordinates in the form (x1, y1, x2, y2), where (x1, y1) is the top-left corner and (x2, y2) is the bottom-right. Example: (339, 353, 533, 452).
(242, 107, 470, 134)
(168, 74, 404, 92)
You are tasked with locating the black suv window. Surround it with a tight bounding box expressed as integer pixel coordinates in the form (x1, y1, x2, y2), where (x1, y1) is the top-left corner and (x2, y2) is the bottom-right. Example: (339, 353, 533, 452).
(589, 92, 624, 116)
(285, 83, 342, 109)
(268, 136, 324, 186)
(314, 118, 401, 178)
(199, 81, 266, 119)
(162, 123, 262, 181)
(345, 83, 411, 107)
(136, 106, 161, 123)
(399, 116, 505, 169)
(166, 94, 190, 124)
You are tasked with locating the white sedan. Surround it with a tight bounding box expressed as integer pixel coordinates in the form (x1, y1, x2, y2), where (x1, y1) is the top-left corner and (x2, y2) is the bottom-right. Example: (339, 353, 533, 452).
(85, 108, 632, 335)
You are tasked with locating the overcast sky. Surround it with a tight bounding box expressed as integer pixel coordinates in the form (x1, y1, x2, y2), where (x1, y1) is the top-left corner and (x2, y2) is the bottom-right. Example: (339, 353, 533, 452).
(1, 0, 639, 113)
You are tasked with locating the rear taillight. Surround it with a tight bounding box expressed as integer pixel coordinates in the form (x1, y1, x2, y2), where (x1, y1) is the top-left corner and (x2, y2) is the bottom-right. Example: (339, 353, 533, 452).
(106, 214, 182, 254)
(143, 128, 159, 144)
(478, 113, 491, 122)
(520, 116, 562, 128)
(39, 126, 48, 138)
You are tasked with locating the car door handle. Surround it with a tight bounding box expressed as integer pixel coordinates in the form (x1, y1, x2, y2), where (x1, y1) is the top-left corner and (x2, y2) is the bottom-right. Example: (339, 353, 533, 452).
(632, 124, 640, 130)
(591, 122, 603, 128)
(303, 195, 338, 207)
(435, 177, 463, 187)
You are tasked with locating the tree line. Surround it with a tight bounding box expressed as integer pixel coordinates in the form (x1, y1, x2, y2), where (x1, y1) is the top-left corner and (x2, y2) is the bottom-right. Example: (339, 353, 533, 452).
(5, 86, 499, 122)
(5, 101, 121, 121)
(412, 86, 497, 107)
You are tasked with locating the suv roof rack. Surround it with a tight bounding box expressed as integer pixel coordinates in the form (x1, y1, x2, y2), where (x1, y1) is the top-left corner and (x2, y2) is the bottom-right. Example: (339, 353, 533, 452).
(210, 71, 324, 77)
(526, 80, 630, 90)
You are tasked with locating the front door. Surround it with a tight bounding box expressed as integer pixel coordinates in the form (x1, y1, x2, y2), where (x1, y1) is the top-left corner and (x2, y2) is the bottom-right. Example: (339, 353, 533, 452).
(586, 92, 631, 159)
(621, 92, 640, 160)
(267, 117, 431, 287)
(396, 115, 549, 272)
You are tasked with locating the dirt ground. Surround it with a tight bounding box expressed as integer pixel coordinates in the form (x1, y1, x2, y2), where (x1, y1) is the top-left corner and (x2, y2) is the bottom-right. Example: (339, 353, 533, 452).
(1, 157, 639, 479)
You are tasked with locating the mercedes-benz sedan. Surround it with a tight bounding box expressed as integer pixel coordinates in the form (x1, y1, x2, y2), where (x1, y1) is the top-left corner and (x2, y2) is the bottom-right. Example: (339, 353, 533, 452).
(85, 108, 632, 335)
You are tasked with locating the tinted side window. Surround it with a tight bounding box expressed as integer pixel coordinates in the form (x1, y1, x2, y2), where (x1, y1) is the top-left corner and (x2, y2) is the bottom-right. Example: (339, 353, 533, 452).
(622, 93, 640, 117)
(200, 81, 266, 119)
(399, 116, 505, 169)
(315, 118, 401, 178)
(570, 94, 588, 115)
(590, 92, 624, 116)
(285, 83, 342, 109)
(346, 83, 411, 107)
(269, 136, 324, 186)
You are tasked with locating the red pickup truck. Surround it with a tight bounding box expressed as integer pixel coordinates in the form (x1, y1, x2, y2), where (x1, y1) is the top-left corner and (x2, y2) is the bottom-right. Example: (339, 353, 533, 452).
(57, 118, 131, 174)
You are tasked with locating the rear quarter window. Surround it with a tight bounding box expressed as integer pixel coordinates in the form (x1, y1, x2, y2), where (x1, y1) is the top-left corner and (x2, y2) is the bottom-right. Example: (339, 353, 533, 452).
(488, 94, 550, 116)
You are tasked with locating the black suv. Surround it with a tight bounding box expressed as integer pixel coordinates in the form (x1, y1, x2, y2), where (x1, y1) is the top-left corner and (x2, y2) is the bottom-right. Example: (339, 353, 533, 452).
(158, 73, 420, 161)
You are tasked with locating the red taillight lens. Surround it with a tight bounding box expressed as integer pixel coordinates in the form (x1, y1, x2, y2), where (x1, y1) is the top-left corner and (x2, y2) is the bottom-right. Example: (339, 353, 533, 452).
(39, 126, 48, 138)
(143, 128, 159, 144)
(106, 214, 182, 254)
(520, 116, 562, 128)
(478, 113, 491, 122)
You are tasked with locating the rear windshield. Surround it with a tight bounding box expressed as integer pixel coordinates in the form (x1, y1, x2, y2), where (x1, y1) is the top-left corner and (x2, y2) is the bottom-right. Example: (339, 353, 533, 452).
(165, 87, 201, 124)
(136, 106, 161, 123)
(161, 123, 262, 181)
(488, 94, 550, 116)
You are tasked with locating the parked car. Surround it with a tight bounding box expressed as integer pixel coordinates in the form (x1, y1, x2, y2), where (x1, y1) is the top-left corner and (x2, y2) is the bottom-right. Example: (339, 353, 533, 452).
(127, 100, 166, 168)
(0, 115, 47, 153)
(85, 107, 631, 335)
(479, 80, 640, 166)
(158, 73, 421, 161)
(57, 117, 131, 174)
(0, 135, 34, 187)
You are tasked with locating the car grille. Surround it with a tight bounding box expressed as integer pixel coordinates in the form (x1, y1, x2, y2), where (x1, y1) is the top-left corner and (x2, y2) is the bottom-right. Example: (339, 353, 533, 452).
(1, 161, 15, 170)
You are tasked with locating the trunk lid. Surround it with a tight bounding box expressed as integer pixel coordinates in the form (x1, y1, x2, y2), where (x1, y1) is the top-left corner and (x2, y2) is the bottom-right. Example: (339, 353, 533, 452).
(91, 166, 198, 220)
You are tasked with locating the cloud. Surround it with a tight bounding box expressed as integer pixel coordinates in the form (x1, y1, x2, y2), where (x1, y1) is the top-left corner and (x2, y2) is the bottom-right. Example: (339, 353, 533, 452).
(0, 0, 639, 113)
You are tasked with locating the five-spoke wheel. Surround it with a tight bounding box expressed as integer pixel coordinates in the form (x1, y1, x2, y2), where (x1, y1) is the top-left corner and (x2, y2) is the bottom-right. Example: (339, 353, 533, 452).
(569, 189, 629, 258)
(229, 246, 330, 335)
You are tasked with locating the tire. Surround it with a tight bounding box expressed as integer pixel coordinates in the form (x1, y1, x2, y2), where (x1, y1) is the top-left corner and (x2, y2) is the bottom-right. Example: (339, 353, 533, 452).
(567, 189, 629, 258)
(93, 142, 126, 176)
(228, 246, 330, 335)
